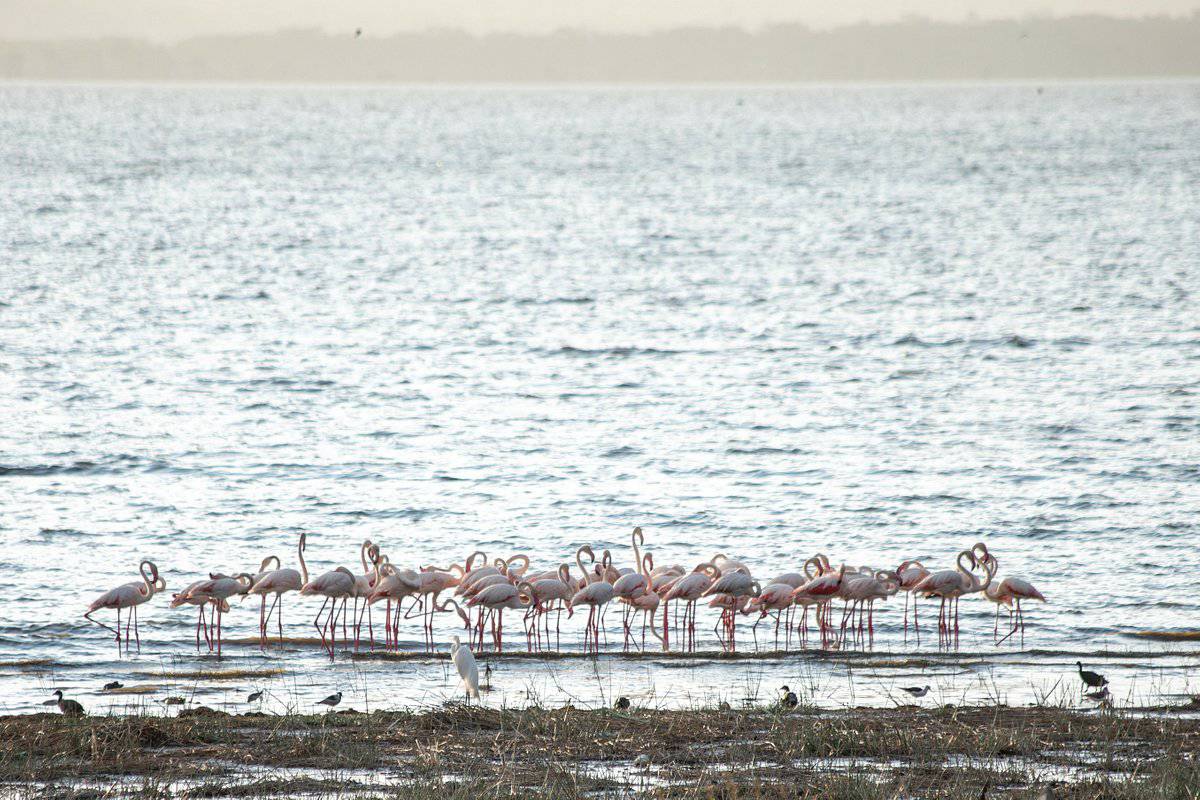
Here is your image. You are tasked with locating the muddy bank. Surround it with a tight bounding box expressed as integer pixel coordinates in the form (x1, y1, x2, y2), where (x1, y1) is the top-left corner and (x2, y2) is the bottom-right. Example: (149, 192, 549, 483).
(6, 702, 1200, 798)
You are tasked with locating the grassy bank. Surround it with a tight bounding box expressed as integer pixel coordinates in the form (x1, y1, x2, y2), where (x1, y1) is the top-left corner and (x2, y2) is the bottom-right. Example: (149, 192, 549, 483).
(4, 703, 1199, 798)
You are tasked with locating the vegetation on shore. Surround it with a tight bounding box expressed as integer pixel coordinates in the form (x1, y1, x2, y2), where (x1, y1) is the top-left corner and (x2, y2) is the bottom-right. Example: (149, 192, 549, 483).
(4, 702, 1200, 798)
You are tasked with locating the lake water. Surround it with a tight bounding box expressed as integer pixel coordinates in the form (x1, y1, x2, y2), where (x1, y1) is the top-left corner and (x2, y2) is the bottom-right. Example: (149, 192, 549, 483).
(1, 80, 1198, 716)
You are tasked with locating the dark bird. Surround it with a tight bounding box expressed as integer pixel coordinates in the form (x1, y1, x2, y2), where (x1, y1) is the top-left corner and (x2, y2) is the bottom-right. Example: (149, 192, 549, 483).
(354, 28, 362, 38)
(103, 681, 123, 691)
(318, 691, 342, 708)
(247, 690, 263, 703)
(1077, 662, 1108, 690)
(614, 696, 630, 710)
(483, 663, 492, 691)
(46, 690, 85, 717)
(1085, 687, 1111, 702)
(901, 685, 931, 698)
(778, 685, 798, 709)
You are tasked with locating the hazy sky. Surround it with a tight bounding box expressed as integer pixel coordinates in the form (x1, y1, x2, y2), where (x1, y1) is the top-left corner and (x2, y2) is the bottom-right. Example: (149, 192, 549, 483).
(3, 0, 1199, 41)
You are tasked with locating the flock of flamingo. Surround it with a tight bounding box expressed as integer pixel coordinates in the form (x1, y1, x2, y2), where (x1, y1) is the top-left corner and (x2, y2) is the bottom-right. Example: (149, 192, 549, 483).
(83, 528, 1046, 658)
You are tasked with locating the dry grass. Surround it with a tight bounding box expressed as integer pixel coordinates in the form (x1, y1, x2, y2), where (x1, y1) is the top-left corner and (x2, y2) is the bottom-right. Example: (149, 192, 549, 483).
(4, 705, 1199, 798)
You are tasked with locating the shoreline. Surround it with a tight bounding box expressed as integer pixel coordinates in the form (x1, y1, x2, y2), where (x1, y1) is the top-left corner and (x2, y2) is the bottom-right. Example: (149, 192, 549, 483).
(6, 703, 1200, 798)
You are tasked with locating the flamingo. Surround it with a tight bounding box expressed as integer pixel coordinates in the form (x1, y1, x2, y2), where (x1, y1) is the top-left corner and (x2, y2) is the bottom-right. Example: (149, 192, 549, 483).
(171, 576, 229, 650)
(300, 563, 356, 658)
(184, 573, 253, 656)
(790, 564, 847, 648)
(703, 571, 760, 652)
(984, 570, 1046, 646)
(570, 546, 614, 653)
(246, 532, 308, 646)
(661, 561, 721, 652)
(896, 559, 930, 639)
(407, 564, 465, 650)
(519, 565, 574, 651)
(746, 582, 795, 651)
(451, 635, 480, 701)
(467, 581, 530, 652)
(612, 533, 653, 652)
(366, 561, 421, 650)
(85, 560, 165, 654)
(617, 555, 662, 651)
(912, 547, 991, 646)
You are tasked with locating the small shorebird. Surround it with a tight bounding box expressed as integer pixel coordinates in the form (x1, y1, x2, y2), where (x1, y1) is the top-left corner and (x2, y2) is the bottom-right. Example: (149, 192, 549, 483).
(900, 685, 931, 698)
(1085, 687, 1111, 702)
(778, 685, 798, 709)
(247, 690, 263, 703)
(1077, 662, 1108, 691)
(45, 690, 85, 717)
(103, 681, 123, 691)
(614, 696, 631, 710)
(317, 691, 342, 708)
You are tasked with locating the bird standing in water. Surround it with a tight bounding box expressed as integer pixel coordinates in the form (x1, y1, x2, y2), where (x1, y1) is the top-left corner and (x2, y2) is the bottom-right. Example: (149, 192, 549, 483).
(45, 690, 85, 717)
(247, 690, 263, 703)
(317, 691, 342, 709)
(451, 635, 480, 701)
(778, 685, 798, 709)
(103, 681, 123, 691)
(1077, 662, 1108, 692)
(900, 685, 931, 699)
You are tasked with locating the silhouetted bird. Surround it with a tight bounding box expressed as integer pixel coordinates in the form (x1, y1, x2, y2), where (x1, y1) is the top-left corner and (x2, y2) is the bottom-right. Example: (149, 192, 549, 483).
(901, 685, 931, 698)
(103, 681, 123, 691)
(1077, 662, 1108, 690)
(247, 690, 263, 703)
(614, 696, 631, 710)
(778, 685, 798, 709)
(46, 690, 85, 717)
(318, 691, 342, 708)
(354, 28, 362, 38)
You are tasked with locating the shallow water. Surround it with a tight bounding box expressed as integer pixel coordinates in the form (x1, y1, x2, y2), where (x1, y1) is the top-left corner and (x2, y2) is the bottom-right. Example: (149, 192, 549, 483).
(1, 80, 1199, 715)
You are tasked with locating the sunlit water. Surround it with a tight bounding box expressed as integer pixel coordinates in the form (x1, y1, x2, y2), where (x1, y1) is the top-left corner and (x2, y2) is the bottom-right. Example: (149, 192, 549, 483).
(1, 81, 1199, 716)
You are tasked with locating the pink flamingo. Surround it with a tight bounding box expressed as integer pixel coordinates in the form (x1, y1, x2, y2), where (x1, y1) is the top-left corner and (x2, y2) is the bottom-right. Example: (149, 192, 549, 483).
(746, 582, 795, 651)
(246, 532, 308, 646)
(171, 576, 227, 650)
(85, 560, 164, 653)
(467, 581, 530, 651)
(913, 546, 992, 647)
(570, 546, 614, 653)
(300, 562, 356, 658)
(408, 564, 465, 650)
(183, 573, 253, 656)
(896, 560, 930, 639)
(790, 564, 847, 648)
(366, 561, 420, 650)
(702, 571, 760, 652)
(520, 564, 574, 651)
(661, 561, 721, 652)
(984, 563, 1046, 646)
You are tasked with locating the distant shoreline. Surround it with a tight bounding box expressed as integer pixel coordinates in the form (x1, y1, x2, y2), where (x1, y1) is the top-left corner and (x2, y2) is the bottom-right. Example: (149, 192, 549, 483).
(2, 15, 1198, 83)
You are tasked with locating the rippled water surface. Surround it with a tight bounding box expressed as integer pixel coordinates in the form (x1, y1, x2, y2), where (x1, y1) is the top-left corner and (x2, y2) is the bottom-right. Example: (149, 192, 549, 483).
(1, 81, 1199, 715)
